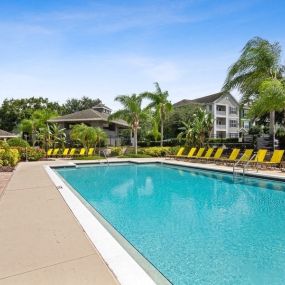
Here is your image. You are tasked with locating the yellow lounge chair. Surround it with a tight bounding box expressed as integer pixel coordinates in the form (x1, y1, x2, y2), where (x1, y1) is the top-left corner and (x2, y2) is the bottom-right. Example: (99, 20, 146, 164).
(258, 149, 284, 168)
(47, 149, 53, 157)
(187, 147, 205, 160)
(62, 148, 69, 157)
(88, 148, 94, 156)
(203, 148, 224, 162)
(180, 147, 197, 159)
(51, 148, 59, 157)
(69, 148, 76, 157)
(216, 148, 240, 164)
(78, 148, 86, 156)
(168, 147, 185, 158)
(247, 149, 267, 165)
(232, 149, 254, 164)
(239, 149, 254, 162)
(197, 148, 214, 161)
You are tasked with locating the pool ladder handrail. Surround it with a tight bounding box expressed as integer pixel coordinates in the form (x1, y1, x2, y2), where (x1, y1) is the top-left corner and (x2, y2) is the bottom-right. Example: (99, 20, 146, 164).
(101, 149, 110, 166)
(233, 153, 256, 176)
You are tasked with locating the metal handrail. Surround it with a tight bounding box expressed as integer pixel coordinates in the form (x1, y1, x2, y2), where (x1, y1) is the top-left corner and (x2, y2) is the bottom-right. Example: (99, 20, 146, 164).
(243, 153, 257, 175)
(101, 150, 109, 166)
(233, 153, 255, 176)
(233, 155, 245, 174)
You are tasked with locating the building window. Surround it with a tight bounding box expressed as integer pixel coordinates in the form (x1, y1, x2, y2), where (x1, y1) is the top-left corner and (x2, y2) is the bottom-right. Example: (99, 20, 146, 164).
(229, 107, 237, 114)
(230, 133, 238, 138)
(229, 120, 237, 128)
(243, 121, 249, 129)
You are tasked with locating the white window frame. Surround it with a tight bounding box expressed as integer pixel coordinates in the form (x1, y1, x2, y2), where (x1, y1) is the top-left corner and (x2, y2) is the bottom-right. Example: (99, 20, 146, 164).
(229, 119, 237, 128)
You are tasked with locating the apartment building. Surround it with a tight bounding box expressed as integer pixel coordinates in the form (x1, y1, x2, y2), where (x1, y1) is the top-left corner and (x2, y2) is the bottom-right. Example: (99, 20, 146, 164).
(174, 92, 240, 138)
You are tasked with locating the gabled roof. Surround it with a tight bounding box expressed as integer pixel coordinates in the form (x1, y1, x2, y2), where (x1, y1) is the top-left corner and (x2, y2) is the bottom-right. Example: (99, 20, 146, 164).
(0, 129, 18, 138)
(48, 108, 128, 127)
(173, 99, 201, 107)
(174, 91, 239, 107)
(191, 91, 230, 104)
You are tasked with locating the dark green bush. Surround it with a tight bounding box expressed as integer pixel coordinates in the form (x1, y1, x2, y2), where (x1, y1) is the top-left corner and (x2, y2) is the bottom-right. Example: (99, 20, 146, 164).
(138, 138, 185, 147)
(119, 153, 152, 158)
(7, 137, 30, 147)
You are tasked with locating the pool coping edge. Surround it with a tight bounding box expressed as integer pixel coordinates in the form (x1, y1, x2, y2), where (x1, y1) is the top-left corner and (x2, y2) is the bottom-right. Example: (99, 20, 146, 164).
(44, 165, 157, 285)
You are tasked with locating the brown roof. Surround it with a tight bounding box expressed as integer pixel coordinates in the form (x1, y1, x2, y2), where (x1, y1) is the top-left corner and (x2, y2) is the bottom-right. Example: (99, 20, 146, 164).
(93, 103, 112, 110)
(0, 129, 18, 138)
(173, 99, 201, 107)
(191, 91, 232, 104)
(48, 109, 129, 127)
(174, 91, 234, 107)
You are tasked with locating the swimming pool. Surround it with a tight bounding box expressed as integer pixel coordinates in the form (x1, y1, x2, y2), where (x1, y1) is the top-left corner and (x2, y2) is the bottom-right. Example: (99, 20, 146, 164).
(56, 162, 285, 285)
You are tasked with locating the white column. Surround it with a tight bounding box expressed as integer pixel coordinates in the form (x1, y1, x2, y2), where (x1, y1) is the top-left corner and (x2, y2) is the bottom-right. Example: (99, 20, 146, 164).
(226, 104, 229, 138)
(213, 103, 216, 138)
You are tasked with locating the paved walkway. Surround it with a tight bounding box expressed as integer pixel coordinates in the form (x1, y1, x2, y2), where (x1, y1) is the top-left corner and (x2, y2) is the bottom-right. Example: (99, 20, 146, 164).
(0, 161, 118, 285)
(0, 172, 12, 197)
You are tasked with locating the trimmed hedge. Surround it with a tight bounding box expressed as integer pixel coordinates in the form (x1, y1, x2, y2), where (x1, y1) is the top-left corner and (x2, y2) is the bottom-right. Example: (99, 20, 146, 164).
(139, 146, 176, 157)
(17, 147, 46, 161)
(138, 138, 186, 147)
(207, 138, 239, 143)
(7, 137, 30, 147)
(110, 147, 125, 157)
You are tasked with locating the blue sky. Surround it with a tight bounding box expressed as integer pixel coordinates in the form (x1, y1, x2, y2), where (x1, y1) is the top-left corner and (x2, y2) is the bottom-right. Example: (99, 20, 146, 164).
(0, 0, 284, 109)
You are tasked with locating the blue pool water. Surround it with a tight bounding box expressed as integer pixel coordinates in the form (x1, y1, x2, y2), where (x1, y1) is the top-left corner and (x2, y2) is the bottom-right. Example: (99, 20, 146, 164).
(56, 163, 285, 285)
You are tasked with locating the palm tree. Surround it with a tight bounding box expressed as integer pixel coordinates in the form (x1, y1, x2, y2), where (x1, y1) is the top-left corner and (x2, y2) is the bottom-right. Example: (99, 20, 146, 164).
(109, 94, 147, 154)
(177, 108, 213, 147)
(194, 108, 213, 146)
(223, 37, 284, 134)
(93, 127, 107, 154)
(35, 125, 52, 151)
(141, 82, 172, 146)
(70, 123, 97, 150)
(18, 109, 58, 145)
(49, 124, 66, 148)
(177, 120, 194, 146)
(249, 78, 285, 148)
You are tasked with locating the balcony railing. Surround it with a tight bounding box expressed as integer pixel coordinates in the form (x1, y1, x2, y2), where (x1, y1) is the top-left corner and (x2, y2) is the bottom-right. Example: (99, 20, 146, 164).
(216, 110, 226, 116)
(216, 124, 226, 129)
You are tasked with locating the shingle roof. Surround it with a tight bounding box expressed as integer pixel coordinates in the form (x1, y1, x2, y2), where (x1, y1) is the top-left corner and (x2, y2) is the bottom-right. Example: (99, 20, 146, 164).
(0, 129, 17, 138)
(93, 103, 112, 110)
(48, 109, 128, 127)
(173, 99, 201, 107)
(191, 92, 229, 104)
(173, 91, 234, 107)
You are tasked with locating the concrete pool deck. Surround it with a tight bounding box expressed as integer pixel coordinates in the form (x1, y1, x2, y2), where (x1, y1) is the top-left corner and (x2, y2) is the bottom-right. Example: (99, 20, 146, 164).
(1, 158, 285, 285)
(0, 161, 119, 285)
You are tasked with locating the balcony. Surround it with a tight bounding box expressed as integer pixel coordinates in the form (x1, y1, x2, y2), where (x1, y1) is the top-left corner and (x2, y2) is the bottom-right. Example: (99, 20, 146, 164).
(216, 110, 226, 116)
(216, 124, 226, 130)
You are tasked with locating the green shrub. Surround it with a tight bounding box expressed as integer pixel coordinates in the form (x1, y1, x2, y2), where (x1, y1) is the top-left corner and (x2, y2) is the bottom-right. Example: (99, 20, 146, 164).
(138, 138, 185, 147)
(139, 147, 172, 157)
(7, 137, 30, 147)
(110, 147, 125, 156)
(0, 148, 20, 166)
(207, 138, 239, 144)
(17, 147, 46, 161)
(119, 153, 152, 158)
(76, 155, 102, 160)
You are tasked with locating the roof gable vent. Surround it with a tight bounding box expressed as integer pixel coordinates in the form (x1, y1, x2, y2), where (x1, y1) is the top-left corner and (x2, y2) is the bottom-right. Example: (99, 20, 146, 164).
(92, 103, 112, 114)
